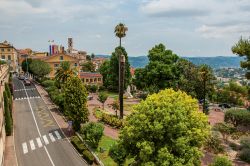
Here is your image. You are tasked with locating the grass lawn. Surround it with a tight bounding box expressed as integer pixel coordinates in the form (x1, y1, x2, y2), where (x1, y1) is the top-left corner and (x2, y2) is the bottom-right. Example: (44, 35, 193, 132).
(100, 90, 118, 99)
(95, 136, 117, 166)
(96, 136, 134, 166)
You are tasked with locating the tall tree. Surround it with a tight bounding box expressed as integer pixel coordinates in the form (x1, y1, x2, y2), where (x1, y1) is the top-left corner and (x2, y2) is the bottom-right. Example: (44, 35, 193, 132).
(114, 23, 128, 47)
(29, 60, 51, 80)
(118, 89, 210, 165)
(104, 47, 131, 92)
(232, 37, 250, 79)
(21, 58, 32, 73)
(81, 61, 95, 72)
(98, 92, 108, 110)
(55, 61, 77, 86)
(64, 76, 89, 131)
(134, 44, 179, 93)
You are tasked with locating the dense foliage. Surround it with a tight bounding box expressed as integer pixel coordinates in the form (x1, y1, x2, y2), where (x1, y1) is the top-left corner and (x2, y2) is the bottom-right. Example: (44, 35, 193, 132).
(55, 61, 77, 86)
(109, 143, 127, 166)
(99, 47, 131, 91)
(224, 109, 250, 127)
(94, 109, 124, 128)
(98, 92, 108, 110)
(81, 122, 104, 149)
(209, 156, 232, 166)
(118, 89, 210, 165)
(81, 61, 95, 72)
(64, 77, 88, 131)
(29, 59, 51, 79)
(4, 91, 12, 136)
(21, 58, 33, 73)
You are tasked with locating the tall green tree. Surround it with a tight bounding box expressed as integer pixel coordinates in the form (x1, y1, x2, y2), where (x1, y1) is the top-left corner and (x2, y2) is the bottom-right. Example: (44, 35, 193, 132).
(99, 60, 111, 88)
(118, 89, 210, 165)
(21, 58, 32, 73)
(114, 23, 128, 47)
(232, 37, 250, 79)
(4, 91, 12, 136)
(134, 44, 179, 93)
(55, 61, 77, 87)
(98, 92, 108, 110)
(64, 76, 88, 131)
(81, 61, 95, 72)
(29, 60, 51, 80)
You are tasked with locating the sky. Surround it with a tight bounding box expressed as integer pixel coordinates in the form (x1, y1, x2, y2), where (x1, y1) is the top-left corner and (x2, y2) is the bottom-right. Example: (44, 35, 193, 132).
(0, 0, 250, 57)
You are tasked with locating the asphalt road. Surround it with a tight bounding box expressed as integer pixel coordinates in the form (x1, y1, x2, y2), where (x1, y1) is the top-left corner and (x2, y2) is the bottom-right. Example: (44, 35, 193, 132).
(13, 77, 87, 166)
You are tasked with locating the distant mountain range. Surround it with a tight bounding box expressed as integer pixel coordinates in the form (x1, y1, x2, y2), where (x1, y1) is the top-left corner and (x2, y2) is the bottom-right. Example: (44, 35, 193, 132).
(96, 55, 244, 69)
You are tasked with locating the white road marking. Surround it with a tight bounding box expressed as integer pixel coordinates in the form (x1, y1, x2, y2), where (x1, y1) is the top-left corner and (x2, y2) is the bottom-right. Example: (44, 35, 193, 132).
(36, 137, 43, 148)
(49, 133, 56, 142)
(21, 82, 55, 166)
(43, 135, 49, 145)
(22, 142, 28, 154)
(54, 131, 62, 140)
(30, 140, 36, 150)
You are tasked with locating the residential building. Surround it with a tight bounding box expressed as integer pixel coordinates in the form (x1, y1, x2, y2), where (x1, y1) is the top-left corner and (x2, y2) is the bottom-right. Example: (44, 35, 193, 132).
(80, 72, 103, 86)
(0, 41, 18, 72)
(92, 57, 107, 71)
(42, 54, 80, 78)
(0, 64, 9, 166)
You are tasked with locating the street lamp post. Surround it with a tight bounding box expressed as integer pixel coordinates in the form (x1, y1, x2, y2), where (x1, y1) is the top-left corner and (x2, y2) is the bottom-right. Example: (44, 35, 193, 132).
(119, 54, 125, 119)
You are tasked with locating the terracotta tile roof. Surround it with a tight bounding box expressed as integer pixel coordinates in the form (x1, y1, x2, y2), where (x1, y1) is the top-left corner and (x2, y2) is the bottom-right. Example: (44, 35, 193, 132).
(80, 72, 102, 78)
(130, 67, 135, 76)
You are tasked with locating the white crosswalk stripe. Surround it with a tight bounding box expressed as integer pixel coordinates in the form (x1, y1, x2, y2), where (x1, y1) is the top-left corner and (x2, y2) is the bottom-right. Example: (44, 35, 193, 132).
(49, 133, 56, 142)
(30, 140, 36, 151)
(22, 142, 28, 154)
(43, 135, 49, 145)
(36, 137, 43, 148)
(54, 131, 62, 140)
(14, 96, 40, 100)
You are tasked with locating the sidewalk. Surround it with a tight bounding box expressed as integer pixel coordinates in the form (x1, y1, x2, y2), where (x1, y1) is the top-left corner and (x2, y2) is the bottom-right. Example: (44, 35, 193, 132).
(4, 135, 17, 166)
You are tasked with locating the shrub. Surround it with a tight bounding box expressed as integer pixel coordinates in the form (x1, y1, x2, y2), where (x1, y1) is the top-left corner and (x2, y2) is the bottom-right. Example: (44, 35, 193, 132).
(239, 148, 250, 163)
(240, 137, 250, 149)
(100, 113, 124, 128)
(209, 156, 232, 166)
(46, 86, 58, 93)
(42, 80, 55, 87)
(93, 109, 103, 119)
(225, 109, 250, 127)
(82, 150, 94, 165)
(71, 136, 87, 153)
(109, 143, 127, 166)
(204, 134, 224, 154)
(229, 142, 239, 151)
(213, 123, 236, 141)
(81, 122, 104, 149)
(98, 85, 105, 91)
(86, 85, 98, 93)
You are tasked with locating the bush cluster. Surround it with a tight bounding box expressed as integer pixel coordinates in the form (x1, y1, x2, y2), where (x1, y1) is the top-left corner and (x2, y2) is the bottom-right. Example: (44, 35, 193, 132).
(225, 109, 250, 127)
(209, 156, 232, 166)
(238, 137, 250, 163)
(204, 134, 224, 154)
(71, 136, 95, 165)
(94, 109, 124, 128)
(42, 80, 65, 112)
(85, 84, 98, 93)
(4, 82, 13, 136)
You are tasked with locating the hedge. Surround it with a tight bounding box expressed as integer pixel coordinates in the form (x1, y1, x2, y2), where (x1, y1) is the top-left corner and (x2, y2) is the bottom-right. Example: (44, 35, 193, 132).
(71, 136, 95, 164)
(42, 80, 55, 88)
(82, 150, 94, 165)
(239, 148, 250, 163)
(94, 109, 124, 128)
(4, 91, 12, 136)
(224, 109, 250, 127)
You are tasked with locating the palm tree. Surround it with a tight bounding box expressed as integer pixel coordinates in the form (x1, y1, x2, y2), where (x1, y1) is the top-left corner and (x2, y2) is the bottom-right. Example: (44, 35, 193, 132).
(55, 61, 77, 87)
(114, 23, 128, 47)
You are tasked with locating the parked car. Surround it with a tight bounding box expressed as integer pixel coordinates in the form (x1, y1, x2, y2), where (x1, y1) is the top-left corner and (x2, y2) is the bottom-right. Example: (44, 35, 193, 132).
(87, 96, 93, 100)
(24, 79, 31, 86)
(18, 75, 25, 80)
(219, 103, 231, 109)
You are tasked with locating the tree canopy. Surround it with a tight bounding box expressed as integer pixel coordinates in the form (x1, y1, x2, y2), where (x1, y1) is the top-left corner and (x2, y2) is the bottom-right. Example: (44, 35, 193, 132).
(55, 61, 77, 86)
(81, 61, 95, 72)
(64, 76, 88, 131)
(29, 59, 51, 79)
(118, 89, 210, 165)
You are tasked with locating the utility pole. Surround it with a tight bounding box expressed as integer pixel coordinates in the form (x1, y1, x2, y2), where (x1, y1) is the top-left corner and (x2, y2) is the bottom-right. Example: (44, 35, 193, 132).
(119, 54, 125, 119)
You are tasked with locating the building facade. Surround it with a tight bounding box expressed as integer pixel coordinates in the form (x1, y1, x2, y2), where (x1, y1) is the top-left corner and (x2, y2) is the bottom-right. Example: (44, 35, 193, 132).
(0, 41, 18, 72)
(92, 57, 107, 71)
(80, 72, 103, 86)
(42, 54, 80, 78)
(0, 64, 9, 166)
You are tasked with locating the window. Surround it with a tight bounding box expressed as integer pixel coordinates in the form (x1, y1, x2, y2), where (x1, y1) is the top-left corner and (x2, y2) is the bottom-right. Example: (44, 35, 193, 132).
(1, 48, 4, 52)
(90, 79, 93, 82)
(7, 49, 10, 52)
(8, 55, 11, 60)
(60, 56, 63, 60)
(54, 64, 59, 68)
(74, 63, 77, 67)
(86, 79, 89, 82)
(1, 55, 5, 59)
(98, 78, 101, 81)
(94, 78, 97, 82)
